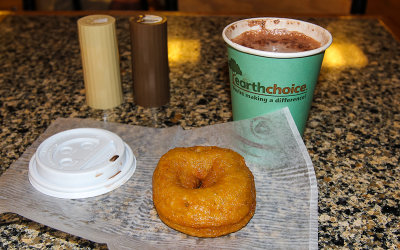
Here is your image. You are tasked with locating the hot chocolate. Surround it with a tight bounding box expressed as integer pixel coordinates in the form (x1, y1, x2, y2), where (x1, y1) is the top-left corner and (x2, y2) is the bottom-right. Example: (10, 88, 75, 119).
(231, 29, 321, 53)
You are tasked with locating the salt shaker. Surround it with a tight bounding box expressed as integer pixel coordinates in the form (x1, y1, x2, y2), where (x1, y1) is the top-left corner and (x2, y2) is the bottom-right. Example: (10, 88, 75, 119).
(78, 15, 123, 110)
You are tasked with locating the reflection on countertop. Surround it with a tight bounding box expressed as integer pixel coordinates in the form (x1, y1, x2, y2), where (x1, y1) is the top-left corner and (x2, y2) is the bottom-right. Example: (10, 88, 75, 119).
(168, 38, 201, 64)
(0, 14, 399, 249)
(323, 42, 368, 68)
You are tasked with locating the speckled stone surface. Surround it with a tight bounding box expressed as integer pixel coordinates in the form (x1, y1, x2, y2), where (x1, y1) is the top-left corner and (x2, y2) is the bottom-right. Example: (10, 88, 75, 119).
(0, 13, 399, 249)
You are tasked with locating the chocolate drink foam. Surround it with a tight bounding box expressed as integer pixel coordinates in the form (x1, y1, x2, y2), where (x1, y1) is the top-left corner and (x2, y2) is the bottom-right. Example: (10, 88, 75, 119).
(231, 29, 321, 53)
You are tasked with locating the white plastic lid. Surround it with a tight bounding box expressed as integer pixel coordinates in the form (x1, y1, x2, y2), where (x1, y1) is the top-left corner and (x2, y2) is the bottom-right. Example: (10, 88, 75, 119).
(28, 128, 136, 199)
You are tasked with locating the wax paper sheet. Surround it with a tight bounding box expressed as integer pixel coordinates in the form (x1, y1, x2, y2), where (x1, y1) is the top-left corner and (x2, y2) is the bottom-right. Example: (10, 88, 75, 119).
(0, 108, 317, 249)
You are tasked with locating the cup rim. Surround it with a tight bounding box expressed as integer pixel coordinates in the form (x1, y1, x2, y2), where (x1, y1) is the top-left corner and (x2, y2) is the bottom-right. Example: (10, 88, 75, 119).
(222, 17, 333, 59)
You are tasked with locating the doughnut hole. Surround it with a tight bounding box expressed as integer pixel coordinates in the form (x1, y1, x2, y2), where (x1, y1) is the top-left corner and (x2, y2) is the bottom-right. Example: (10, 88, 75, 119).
(178, 164, 219, 189)
(178, 152, 221, 190)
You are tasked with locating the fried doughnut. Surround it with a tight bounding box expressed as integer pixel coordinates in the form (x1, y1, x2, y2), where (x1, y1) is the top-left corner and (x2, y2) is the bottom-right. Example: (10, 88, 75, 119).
(152, 146, 256, 237)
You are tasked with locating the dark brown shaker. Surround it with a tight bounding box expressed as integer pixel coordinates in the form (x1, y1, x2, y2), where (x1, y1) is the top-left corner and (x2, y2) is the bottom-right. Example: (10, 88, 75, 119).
(130, 15, 170, 107)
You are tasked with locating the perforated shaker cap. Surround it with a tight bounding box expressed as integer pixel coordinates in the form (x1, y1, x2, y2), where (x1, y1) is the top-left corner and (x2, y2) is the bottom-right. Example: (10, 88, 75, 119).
(28, 128, 136, 199)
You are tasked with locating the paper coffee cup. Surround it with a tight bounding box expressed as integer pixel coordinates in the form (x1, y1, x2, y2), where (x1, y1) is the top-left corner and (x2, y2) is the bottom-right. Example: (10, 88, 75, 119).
(222, 18, 332, 135)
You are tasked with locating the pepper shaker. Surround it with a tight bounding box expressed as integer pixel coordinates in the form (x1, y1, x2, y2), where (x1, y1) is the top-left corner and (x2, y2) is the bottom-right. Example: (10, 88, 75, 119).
(130, 14, 170, 107)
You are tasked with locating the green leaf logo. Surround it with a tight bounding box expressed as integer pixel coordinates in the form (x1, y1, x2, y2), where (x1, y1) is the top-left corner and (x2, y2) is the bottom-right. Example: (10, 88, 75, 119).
(228, 58, 242, 76)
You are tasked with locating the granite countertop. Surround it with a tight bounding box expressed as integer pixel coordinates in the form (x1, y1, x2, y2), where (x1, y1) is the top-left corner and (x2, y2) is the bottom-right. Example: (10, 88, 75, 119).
(0, 12, 399, 249)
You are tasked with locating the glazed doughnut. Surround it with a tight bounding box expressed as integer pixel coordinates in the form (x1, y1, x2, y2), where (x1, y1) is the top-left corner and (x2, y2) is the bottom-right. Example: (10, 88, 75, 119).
(152, 146, 256, 237)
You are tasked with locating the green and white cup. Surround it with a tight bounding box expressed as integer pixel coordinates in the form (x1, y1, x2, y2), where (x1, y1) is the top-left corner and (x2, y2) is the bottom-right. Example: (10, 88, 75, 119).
(222, 17, 332, 136)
